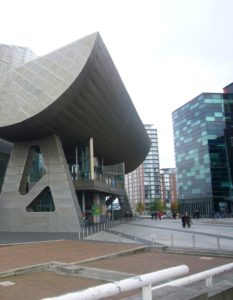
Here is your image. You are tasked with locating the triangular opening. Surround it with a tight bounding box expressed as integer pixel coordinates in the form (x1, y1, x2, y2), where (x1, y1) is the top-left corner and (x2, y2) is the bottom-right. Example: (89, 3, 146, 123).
(26, 186, 55, 212)
(19, 145, 46, 195)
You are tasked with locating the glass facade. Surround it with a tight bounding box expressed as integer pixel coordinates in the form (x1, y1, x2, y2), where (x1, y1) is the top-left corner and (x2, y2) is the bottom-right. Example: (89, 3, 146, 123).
(173, 92, 233, 216)
(144, 125, 161, 205)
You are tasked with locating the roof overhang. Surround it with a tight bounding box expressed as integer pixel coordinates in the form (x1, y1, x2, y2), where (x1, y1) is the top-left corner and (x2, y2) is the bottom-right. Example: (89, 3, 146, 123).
(0, 33, 151, 173)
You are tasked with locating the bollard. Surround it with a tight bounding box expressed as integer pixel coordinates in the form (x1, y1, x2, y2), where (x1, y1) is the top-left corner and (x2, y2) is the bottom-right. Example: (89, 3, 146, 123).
(104, 231, 107, 241)
(90, 226, 92, 235)
(86, 227, 89, 236)
(217, 237, 221, 250)
(192, 235, 196, 247)
(170, 233, 174, 247)
(82, 227, 85, 237)
(134, 233, 137, 242)
(152, 236, 155, 247)
(78, 231, 81, 240)
(118, 233, 122, 242)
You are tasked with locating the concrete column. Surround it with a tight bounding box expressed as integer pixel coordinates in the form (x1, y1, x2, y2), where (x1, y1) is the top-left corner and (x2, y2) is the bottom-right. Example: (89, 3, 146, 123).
(0, 135, 83, 232)
(89, 137, 94, 180)
(93, 194, 100, 223)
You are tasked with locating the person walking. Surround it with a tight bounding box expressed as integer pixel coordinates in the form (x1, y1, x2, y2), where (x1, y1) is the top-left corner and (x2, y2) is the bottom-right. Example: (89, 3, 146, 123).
(185, 212, 191, 228)
(181, 214, 186, 228)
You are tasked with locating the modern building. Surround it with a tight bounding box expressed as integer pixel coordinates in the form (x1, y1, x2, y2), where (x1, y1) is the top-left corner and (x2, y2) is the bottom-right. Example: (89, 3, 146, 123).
(160, 168, 177, 208)
(0, 33, 151, 232)
(125, 124, 160, 211)
(124, 164, 144, 211)
(172, 84, 233, 216)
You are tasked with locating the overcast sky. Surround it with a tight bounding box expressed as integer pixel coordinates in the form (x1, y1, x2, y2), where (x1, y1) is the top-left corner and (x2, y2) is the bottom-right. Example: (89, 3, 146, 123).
(1, 0, 233, 168)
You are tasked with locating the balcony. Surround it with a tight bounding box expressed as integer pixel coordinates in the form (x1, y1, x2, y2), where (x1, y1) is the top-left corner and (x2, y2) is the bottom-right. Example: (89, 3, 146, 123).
(71, 170, 126, 197)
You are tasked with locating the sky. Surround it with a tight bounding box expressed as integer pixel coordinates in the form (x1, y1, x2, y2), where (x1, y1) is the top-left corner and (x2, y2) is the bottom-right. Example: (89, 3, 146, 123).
(1, 0, 233, 168)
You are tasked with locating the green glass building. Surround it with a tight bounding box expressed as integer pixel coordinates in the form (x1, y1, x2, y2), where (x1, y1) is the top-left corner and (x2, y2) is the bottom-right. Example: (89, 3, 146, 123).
(172, 85, 233, 216)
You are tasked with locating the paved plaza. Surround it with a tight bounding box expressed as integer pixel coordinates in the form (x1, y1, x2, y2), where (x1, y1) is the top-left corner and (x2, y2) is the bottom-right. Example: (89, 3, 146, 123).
(85, 217, 233, 252)
(0, 218, 232, 299)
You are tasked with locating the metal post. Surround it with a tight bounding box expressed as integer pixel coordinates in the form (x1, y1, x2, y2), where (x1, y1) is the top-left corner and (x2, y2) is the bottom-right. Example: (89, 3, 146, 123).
(152, 236, 155, 247)
(206, 276, 213, 288)
(142, 283, 152, 300)
(118, 233, 122, 242)
(78, 231, 81, 240)
(104, 231, 107, 241)
(170, 233, 174, 246)
(134, 233, 137, 242)
(192, 235, 196, 247)
(217, 237, 221, 250)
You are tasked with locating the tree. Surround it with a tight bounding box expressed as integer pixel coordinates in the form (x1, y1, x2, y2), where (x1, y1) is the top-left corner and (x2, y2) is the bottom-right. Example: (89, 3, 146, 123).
(170, 200, 180, 214)
(150, 199, 165, 213)
(136, 202, 145, 214)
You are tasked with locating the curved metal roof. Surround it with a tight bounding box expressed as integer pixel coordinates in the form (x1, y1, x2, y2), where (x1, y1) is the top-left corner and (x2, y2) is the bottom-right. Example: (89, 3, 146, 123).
(0, 33, 151, 173)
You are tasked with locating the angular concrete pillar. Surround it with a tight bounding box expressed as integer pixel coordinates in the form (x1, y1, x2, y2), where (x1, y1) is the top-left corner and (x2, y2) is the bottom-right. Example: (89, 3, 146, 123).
(0, 135, 83, 232)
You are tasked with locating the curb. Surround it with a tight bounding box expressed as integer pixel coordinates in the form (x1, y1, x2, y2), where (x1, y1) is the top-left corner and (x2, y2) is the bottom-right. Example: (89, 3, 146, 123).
(153, 246, 233, 258)
(0, 245, 149, 279)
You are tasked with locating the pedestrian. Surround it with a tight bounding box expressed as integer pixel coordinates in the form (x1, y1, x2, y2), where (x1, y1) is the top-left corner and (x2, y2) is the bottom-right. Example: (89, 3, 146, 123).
(185, 212, 191, 228)
(181, 214, 186, 228)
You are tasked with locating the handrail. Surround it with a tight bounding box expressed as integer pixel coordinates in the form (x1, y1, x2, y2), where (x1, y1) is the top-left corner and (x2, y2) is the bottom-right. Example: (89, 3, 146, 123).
(152, 262, 233, 290)
(41, 265, 189, 300)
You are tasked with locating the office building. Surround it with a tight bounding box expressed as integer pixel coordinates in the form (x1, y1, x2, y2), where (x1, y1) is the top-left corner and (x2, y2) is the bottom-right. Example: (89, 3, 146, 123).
(125, 164, 144, 211)
(125, 124, 160, 211)
(160, 168, 177, 208)
(0, 33, 150, 232)
(172, 84, 233, 216)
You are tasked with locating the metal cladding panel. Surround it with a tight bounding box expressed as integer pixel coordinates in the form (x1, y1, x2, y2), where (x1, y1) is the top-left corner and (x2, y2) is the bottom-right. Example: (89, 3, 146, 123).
(0, 33, 150, 173)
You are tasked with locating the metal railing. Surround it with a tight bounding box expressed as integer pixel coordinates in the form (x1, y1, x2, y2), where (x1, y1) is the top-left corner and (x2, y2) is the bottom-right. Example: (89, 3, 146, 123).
(41, 262, 233, 300)
(152, 262, 233, 290)
(41, 265, 189, 300)
(77, 218, 125, 240)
